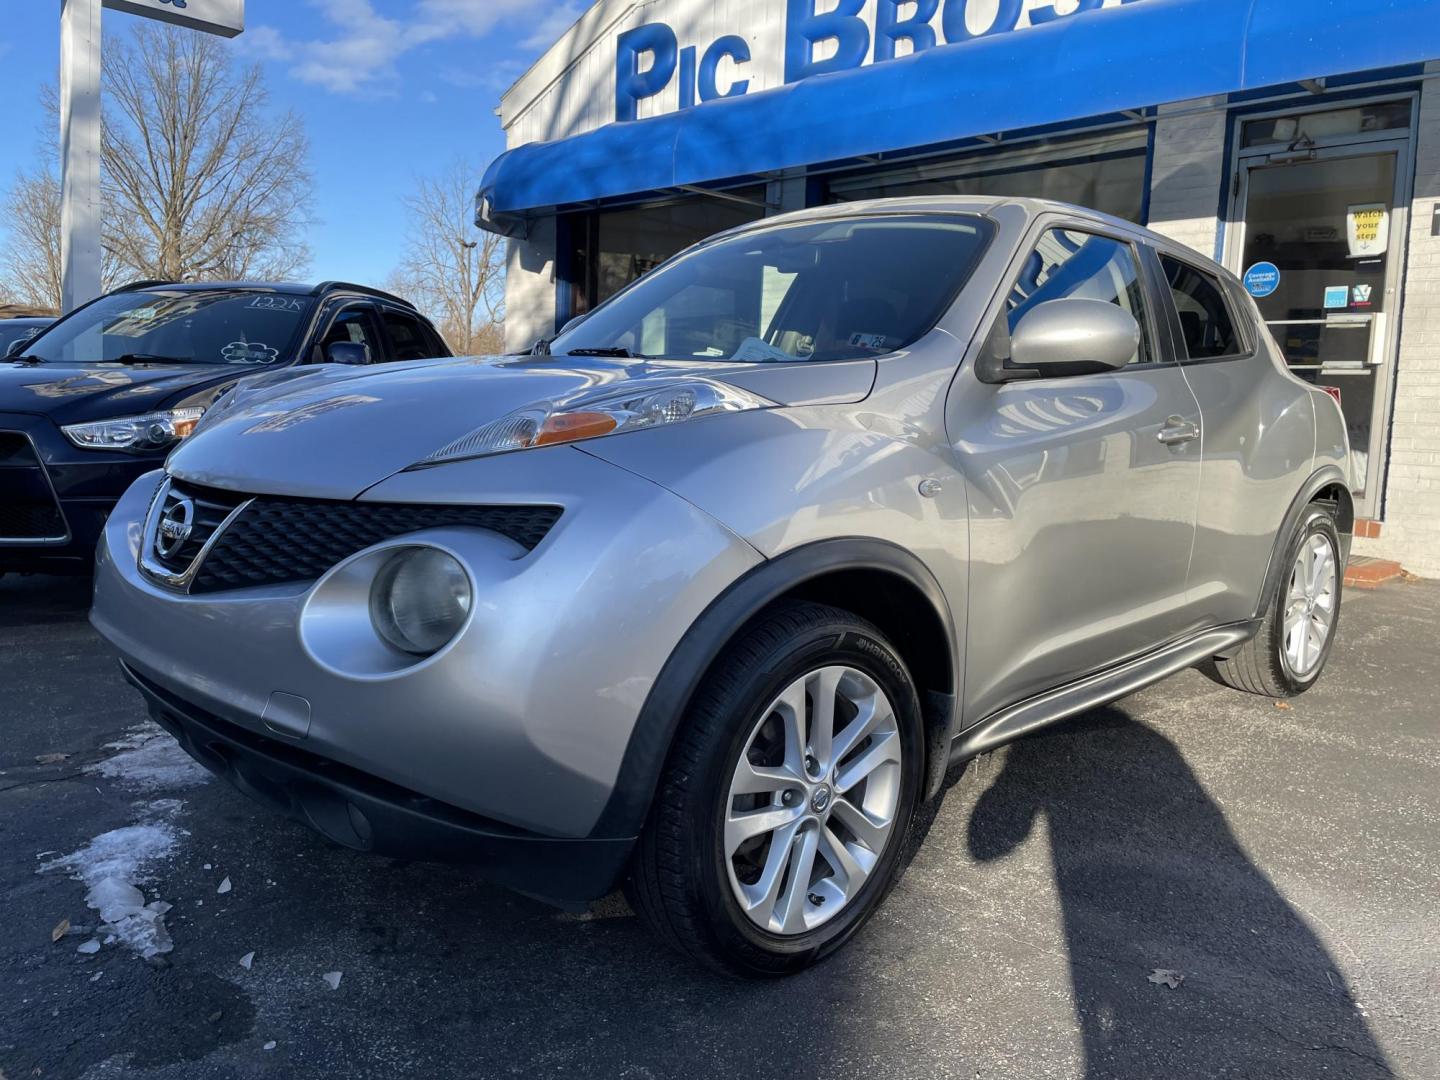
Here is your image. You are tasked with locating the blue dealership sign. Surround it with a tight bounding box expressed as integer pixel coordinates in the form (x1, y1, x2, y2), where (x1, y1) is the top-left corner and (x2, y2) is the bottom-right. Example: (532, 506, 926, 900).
(615, 0, 1143, 123)
(1243, 262, 1281, 298)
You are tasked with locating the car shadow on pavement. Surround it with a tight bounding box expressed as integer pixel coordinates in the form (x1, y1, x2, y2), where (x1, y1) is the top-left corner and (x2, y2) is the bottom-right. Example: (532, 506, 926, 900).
(965, 707, 1393, 1079)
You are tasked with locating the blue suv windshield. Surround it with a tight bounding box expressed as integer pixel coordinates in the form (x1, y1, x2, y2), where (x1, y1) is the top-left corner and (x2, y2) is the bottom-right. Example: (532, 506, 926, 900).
(18, 289, 315, 366)
(552, 213, 995, 363)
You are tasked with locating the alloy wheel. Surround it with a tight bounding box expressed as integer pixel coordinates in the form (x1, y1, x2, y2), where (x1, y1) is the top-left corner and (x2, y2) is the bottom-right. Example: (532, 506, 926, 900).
(723, 665, 902, 936)
(1284, 533, 1338, 677)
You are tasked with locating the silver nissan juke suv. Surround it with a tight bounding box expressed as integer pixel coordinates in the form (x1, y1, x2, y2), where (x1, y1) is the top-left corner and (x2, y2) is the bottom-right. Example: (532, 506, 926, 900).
(90, 198, 1353, 975)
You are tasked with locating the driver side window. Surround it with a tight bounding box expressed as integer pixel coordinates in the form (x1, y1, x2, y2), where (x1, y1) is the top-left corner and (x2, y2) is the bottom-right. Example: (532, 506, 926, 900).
(1007, 228, 1154, 366)
(317, 305, 381, 364)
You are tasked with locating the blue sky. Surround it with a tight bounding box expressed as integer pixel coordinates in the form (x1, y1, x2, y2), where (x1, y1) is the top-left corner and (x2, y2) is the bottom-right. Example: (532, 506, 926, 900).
(0, 0, 585, 287)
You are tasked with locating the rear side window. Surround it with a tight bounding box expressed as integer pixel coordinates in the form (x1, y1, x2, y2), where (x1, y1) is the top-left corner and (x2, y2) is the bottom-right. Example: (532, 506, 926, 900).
(1007, 228, 1153, 365)
(380, 308, 440, 361)
(1161, 256, 1243, 360)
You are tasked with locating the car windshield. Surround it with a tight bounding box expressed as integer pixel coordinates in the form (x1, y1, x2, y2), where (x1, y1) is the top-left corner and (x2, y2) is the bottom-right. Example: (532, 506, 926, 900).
(16, 289, 315, 366)
(551, 213, 995, 363)
(0, 321, 49, 355)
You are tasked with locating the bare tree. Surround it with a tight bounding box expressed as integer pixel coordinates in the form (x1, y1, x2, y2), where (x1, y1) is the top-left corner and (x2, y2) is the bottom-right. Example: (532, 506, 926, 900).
(391, 160, 505, 354)
(101, 24, 313, 281)
(0, 167, 64, 311)
(0, 164, 126, 310)
(3, 26, 313, 301)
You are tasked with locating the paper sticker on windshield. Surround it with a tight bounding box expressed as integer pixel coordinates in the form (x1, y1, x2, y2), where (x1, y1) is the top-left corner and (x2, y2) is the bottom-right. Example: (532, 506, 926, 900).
(222, 341, 279, 365)
(730, 337, 798, 363)
(847, 332, 888, 351)
(248, 295, 307, 312)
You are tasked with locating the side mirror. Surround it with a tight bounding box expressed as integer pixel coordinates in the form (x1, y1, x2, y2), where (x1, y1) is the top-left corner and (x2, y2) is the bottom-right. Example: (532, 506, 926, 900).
(326, 340, 370, 366)
(1006, 298, 1140, 379)
(976, 298, 1140, 383)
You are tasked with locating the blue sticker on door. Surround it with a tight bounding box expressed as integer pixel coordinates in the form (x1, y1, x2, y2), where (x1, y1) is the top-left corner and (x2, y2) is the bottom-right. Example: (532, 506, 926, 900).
(1243, 262, 1281, 297)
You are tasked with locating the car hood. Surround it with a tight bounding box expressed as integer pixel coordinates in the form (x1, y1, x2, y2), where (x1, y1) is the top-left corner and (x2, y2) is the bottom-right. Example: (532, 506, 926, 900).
(0, 361, 243, 424)
(167, 353, 876, 499)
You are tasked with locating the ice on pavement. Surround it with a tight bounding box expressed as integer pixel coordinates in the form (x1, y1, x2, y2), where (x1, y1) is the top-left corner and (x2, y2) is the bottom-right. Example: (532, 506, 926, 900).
(87, 877, 145, 923)
(89, 722, 210, 791)
(217, 876, 232, 894)
(38, 723, 206, 959)
(322, 971, 342, 990)
(40, 813, 183, 959)
(239, 951, 255, 970)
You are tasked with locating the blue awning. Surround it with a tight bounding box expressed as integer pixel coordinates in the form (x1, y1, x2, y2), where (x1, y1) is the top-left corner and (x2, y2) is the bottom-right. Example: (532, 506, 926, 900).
(479, 0, 1440, 232)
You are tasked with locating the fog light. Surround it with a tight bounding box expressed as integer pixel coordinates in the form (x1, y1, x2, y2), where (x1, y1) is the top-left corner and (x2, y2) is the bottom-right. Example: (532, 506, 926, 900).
(368, 548, 472, 656)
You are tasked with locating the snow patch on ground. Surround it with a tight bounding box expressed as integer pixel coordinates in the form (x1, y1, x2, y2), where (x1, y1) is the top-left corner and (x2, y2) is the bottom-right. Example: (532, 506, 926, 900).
(88, 721, 211, 791)
(40, 812, 184, 958)
(40, 739, 198, 960)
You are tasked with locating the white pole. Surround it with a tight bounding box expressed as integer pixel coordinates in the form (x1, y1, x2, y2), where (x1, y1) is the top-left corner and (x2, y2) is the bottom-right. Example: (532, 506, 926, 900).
(60, 0, 103, 314)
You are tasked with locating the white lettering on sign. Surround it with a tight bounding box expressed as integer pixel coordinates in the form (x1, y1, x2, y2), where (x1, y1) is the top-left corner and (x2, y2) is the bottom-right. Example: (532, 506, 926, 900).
(614, 0, 1145, 122)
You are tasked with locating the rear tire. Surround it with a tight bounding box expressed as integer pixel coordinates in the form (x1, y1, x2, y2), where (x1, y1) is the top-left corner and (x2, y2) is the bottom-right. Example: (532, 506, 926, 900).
(1208, 504, 1343, 698)
(626, 601, 924, 977)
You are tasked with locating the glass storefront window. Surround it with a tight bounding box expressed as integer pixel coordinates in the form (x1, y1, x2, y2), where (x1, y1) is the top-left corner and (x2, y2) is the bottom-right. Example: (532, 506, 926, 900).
(1241, 100, 1411, 149)
(565, 190, 766, 319)
(826, 131, 1149, 223)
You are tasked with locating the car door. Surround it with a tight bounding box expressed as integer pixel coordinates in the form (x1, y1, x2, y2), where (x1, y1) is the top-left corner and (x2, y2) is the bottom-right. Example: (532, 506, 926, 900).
(1150, 248, 1318, 627)
(949, 222, 1205, 722)
(313, 302, 384, 364)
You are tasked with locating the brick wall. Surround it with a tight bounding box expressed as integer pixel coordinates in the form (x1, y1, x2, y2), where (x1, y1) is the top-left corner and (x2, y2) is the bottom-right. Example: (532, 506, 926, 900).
(1356, 74, 1440, 577)
(1146, 96, 1229, 260)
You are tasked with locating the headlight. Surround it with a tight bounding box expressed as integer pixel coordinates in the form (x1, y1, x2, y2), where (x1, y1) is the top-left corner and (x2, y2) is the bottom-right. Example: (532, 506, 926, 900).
(417, 379, 774, 466)
(61, 407, 205, 452)
(368, 548, 473, 656)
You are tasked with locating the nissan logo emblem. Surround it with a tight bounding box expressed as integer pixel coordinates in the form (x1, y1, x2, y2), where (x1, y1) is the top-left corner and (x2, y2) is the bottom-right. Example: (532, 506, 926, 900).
(155, 497, 195, 558)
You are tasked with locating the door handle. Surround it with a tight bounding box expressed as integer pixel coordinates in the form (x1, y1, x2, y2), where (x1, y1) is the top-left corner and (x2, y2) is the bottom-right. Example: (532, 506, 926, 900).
(1157, 417, 1200, 445)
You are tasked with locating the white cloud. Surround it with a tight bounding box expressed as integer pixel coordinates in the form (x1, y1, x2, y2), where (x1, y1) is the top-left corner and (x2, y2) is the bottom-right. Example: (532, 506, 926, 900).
(519, 1, 587, 52)
(248, 0, 562, 96)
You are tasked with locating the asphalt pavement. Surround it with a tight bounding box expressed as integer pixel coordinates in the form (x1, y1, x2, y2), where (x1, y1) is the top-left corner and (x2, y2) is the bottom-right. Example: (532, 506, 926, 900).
(1, 571, 1436, 1079)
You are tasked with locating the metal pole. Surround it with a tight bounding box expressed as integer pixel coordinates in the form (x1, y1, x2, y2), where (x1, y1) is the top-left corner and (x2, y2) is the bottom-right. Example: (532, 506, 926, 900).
(60, 0, 103, 314)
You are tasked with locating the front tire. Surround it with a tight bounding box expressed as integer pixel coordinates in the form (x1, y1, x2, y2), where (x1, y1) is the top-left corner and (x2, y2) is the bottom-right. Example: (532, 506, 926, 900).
(627, 601, 924, 976)
(1209, 504, 1343, 697)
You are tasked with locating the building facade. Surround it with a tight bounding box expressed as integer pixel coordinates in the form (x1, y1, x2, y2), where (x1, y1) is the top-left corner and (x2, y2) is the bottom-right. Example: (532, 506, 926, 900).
(480, 0, 1440, 575)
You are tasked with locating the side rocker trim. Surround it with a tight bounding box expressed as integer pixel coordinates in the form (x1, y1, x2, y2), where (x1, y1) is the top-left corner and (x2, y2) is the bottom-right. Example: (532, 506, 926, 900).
(589, 538, 959, 840)
(949, 619, 1259, 763)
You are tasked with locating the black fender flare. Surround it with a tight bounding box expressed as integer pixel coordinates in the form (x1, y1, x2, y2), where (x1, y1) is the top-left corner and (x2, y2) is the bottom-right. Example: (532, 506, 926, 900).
(1251, 465, 1353, 622)
(589, 538, 960, 839)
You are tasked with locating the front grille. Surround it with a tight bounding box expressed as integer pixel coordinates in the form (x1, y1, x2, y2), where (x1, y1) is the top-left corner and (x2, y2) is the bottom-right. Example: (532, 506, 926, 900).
(0, 432, 37, 466)
(146, 484, 562, 593)
(0, 431, 67, 541)
(148, 481, 247, 574)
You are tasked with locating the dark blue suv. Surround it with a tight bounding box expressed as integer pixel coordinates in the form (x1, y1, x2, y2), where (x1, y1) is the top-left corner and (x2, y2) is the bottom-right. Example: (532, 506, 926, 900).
(1, 280, 449, 576)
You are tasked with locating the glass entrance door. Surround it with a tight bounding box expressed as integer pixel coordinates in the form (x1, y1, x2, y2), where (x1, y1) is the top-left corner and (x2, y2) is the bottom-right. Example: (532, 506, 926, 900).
(1234, 136, 1410, 516)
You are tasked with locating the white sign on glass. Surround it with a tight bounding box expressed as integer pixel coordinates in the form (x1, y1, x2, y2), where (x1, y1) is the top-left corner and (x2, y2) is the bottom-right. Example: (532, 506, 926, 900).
(1347, 203, 1390, 259)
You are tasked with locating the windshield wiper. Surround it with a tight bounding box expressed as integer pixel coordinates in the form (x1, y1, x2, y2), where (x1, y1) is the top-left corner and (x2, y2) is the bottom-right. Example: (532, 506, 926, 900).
(563, 346, 636, 358)
(5, 354, 44, 365)
(106, 353, 193, 365)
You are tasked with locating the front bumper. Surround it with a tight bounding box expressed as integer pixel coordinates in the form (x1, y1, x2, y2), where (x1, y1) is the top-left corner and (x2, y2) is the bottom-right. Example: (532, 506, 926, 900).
(0, 411, 158, 571)
(124, 660, 633, 901)
(91, 447, 762, 842)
